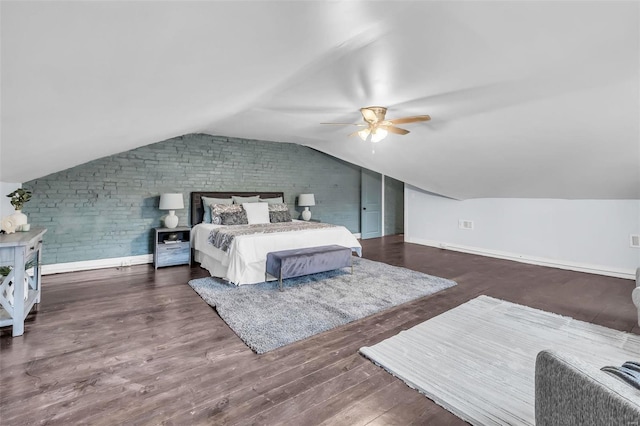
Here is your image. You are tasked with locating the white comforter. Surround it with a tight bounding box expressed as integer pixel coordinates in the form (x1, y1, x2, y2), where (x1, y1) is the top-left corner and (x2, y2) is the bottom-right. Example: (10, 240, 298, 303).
(191, 220, 362, 285)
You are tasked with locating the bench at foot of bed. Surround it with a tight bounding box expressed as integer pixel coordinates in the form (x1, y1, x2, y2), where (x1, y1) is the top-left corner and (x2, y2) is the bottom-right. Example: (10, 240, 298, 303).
(265, 245, 353, 291)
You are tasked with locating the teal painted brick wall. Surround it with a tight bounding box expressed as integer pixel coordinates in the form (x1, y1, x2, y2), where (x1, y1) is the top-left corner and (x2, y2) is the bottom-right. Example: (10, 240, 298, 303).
(384, 176, 404, 235)
(23, 134, 362, 265)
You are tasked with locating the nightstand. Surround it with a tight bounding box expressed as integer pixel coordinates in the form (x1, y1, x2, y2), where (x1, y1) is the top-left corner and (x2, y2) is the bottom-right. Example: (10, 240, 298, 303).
(154, 227, 191, 269)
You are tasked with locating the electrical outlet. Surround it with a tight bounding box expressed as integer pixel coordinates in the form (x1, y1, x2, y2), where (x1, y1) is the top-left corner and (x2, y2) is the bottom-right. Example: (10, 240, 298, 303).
(458, 220, 474, 230)
(631, 234, 640, 248)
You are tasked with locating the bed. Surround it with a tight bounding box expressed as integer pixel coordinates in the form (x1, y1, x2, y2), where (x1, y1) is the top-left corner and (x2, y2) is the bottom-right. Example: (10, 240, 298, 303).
(190, 191, 362, 285)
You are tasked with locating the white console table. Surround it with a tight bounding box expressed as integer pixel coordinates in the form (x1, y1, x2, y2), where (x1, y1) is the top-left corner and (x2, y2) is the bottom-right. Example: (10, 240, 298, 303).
(0, 228, 46, 336)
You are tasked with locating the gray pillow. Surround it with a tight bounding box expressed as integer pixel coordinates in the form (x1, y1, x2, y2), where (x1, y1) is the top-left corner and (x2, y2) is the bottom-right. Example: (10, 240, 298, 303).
(259, 196, 284, 204)
(211, 204, 243, 225)
(221, 210, 248, 225)
(269, 211, 292, 223)
(201, 196, 232, 223)
(267, 203, 288, 212)
(232, 195, 260, 205)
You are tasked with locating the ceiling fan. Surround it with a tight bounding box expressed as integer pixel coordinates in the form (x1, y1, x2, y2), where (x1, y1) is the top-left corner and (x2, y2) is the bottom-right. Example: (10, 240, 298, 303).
(322, 106, 431, 143)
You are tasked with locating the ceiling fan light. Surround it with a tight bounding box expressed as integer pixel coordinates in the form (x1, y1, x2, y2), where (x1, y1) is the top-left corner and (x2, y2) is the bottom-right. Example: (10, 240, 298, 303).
(358, 128, 370, 141)
(370, 128, 388, 143)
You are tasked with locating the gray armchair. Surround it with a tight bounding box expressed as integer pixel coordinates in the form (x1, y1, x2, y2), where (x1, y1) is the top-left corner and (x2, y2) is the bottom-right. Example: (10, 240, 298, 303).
(632, 268, 640, 326)
(535, 350, 640, 425)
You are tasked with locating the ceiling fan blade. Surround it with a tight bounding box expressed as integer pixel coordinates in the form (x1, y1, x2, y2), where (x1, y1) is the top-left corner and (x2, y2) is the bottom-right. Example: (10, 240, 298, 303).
(387, 115, 431, 125)
(380, 125, 410, 135)
(320, 122, 367, 126)
(360, 108, 379, 123)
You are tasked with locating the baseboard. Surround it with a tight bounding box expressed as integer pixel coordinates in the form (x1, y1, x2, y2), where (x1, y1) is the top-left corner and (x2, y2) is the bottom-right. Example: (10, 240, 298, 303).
(405, 237, 635, 280)
(42, 254, 153, 275)
(354, 232, 362, 239)
(42, 233, 362, 274)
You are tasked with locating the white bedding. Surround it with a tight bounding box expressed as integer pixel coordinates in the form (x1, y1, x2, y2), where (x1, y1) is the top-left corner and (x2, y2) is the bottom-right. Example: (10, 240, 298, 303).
(191, 220, 362, 285)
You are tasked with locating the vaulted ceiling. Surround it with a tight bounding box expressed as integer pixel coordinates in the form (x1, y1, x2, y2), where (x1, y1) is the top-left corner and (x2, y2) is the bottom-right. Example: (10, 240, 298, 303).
(1, 1, 638, 200)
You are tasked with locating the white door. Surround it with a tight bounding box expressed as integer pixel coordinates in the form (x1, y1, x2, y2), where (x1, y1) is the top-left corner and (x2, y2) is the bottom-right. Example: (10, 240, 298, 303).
(361, 169, 382, 239)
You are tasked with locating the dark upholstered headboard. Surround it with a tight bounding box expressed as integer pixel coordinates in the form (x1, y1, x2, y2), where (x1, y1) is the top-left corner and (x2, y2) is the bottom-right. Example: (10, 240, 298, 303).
(190, 191, 284, 225)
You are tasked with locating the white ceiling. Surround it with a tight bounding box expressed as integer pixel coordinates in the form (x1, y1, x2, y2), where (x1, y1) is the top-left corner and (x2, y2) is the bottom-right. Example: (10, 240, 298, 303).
(1, 1, 638, 200)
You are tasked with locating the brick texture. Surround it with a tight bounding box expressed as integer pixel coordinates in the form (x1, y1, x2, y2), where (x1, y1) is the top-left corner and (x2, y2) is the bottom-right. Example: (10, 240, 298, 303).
(23, 134, 362, 265)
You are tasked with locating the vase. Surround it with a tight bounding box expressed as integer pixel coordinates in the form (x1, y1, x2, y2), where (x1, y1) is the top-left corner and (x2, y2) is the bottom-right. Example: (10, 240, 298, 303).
(12, 210, 28, 231)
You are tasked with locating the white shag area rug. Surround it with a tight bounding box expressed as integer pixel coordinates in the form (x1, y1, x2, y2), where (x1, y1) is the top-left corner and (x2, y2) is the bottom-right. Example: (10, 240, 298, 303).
(359, 295, 640, 426)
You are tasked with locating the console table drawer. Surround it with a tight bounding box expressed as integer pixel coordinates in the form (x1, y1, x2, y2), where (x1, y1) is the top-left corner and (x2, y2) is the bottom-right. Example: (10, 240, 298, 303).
(25, 239, 43, 259)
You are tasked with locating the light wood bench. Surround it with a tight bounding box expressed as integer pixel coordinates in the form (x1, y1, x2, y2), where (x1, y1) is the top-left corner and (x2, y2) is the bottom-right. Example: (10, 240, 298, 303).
(266, 245, 353, 291)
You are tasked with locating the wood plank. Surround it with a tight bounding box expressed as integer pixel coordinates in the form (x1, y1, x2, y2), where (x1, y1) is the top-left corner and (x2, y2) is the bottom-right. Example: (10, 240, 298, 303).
(251, 364, 395, 426)
(319, 380, 417, 426)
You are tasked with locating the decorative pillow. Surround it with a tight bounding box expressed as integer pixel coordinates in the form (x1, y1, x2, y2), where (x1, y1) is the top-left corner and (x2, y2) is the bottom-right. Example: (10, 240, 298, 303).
(267, 203, 288, 212)
(220, 210, 249, 226)
(201, 196, 232, 223)
(211, 204, 243, 225)
(269, 211, 292, 223)
(259, 196, 284, 205)
(232, 195, 260, 205)
(242, 202, 270, 224)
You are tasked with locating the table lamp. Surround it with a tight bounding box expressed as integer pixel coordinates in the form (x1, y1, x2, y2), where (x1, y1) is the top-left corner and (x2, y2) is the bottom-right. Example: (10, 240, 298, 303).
(159, 193, 184, 228)
(298, 193, 316, 221)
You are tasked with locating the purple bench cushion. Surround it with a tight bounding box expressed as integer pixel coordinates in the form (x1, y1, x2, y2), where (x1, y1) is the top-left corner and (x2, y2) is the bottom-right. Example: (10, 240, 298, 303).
(266, 245, 352, 280)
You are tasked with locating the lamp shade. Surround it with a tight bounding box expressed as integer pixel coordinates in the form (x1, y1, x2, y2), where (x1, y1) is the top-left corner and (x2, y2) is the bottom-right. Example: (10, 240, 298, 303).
(159, 193, 184, 210)
(298, 193, 316, 207)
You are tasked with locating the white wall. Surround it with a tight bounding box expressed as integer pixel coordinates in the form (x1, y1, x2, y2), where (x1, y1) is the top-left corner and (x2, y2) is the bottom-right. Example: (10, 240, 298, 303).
(0, 182, 21, 218)
(405, 185, 640, 279)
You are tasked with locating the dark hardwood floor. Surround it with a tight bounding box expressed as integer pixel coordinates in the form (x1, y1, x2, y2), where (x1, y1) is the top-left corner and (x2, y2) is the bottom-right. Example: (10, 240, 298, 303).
(1, 235, 637, 425)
